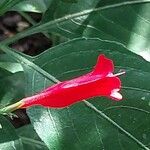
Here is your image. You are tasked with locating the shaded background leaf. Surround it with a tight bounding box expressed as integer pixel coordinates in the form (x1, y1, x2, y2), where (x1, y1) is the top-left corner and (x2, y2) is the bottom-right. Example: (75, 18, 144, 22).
(2, 0, 150, 61)
(0, 0, 25, 16)
(0, 115, 23, 150)
(12, 0, 52, 13)
(0, 72, 25, 105)
(41, 0, 150, 60)
(0, 55, 25, 105)
(17, 125, 48, 150)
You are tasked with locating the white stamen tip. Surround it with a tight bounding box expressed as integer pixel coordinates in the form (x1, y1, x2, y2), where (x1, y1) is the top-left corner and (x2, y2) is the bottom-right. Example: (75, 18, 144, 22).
(113, 71, 125, 77)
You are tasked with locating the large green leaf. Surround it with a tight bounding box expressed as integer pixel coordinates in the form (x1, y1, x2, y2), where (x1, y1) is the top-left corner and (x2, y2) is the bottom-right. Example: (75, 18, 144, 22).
(0, 72, 25, 105)
(0, 0, 25, 15)
(1, 0, 150, 61)
(0, 115, 23, 150)
(0, 68, 12, 79)
(38, 0, 150, 61)
(0, 54, 23, 73)
(0, 54, 25, 104)
(17, 125, 48, 150)
(2, 39, 149, 149)
(12, 0, 52, 13)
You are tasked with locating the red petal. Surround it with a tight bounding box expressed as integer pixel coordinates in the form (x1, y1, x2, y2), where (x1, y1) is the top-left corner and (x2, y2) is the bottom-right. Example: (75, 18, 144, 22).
(97, 77, 122, 100)
(92, 54, 114, 77)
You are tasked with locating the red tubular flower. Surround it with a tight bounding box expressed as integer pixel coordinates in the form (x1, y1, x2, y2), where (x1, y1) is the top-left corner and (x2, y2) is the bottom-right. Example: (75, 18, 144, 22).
(20, 54, 124, 108)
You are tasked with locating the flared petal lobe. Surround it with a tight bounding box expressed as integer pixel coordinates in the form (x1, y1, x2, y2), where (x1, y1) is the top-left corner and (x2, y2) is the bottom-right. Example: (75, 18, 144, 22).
(21, 54, 123, 108)
(92, 54, 114, 77)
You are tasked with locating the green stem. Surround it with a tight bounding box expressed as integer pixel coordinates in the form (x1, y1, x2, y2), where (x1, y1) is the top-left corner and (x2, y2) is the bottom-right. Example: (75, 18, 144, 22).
(0, 101, 23, 114)
(20, 136, 47, 147)
(18, 11, 51, 39)
(19, 11, 36, 25)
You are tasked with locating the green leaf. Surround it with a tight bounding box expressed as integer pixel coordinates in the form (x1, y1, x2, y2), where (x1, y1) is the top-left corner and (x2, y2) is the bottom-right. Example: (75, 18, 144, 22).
(17, 125, 48, 150)
(0, 55, 24, 106)
(40, 0, 150, 61)
(0, 62, 23, 73)
(1, 0, 150, 60)
(2, 39, 149, 149)
(0, 54, 23, 73)
(61, 0, 78, 3)
(0, 72, 25, 106)
(0, 115, 23, 150)
(0, 68, 12, 79)
(0, 54, 25, 106)
(0, 0, 25, 15)
(12, 0, 53, 13)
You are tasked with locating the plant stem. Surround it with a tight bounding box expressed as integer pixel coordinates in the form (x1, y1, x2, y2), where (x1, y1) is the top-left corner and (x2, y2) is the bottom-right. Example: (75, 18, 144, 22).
(18, 11, 51, 39)
(0, 101, 23, 114)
